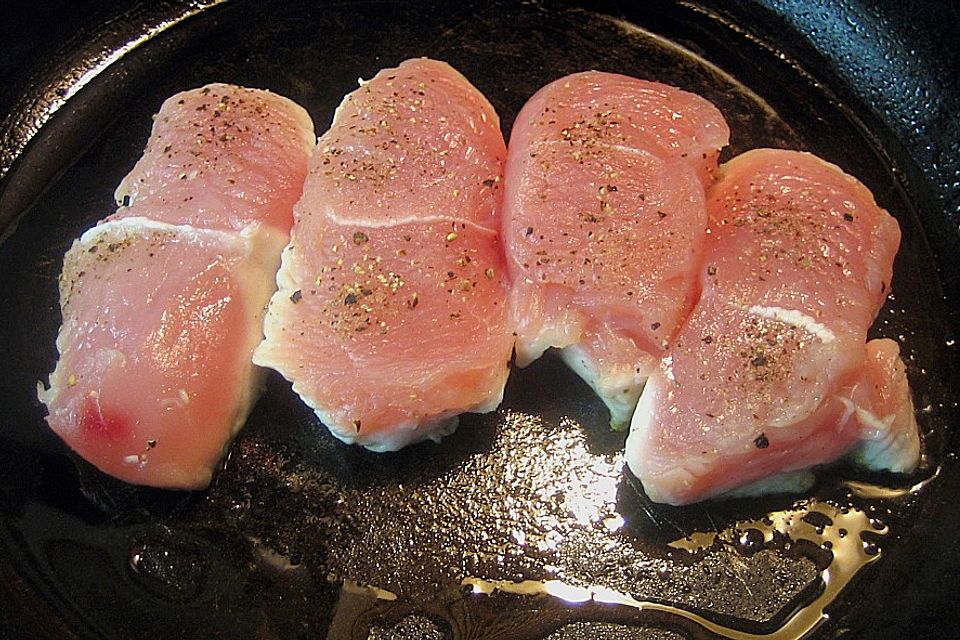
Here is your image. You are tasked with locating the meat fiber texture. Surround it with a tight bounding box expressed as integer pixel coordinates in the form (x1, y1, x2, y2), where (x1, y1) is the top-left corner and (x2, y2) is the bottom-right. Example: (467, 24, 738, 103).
(38, 84, 315, 489)
(626, 149, 921, 505)
(502, 71, 730, 428)
(254, 58, 514, 452)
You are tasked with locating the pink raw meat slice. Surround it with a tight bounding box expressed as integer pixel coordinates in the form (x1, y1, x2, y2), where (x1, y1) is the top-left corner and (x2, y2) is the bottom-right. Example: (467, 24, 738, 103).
(112, 83, 315, 234)
(39, 220, 280, 488)
(39, 84, 315, 488)
(626, 149, 921, 505)
(254, 58, 514, 451)
(503, 70, 729, 426)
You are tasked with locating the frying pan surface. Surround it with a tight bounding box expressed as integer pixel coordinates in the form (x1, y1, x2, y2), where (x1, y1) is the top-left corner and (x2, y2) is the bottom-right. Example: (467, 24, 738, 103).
(1, 1, 958, 638)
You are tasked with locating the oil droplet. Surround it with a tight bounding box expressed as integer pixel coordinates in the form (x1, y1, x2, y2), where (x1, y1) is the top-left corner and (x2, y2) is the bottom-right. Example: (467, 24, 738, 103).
(736, 528, 765, 554)
(127, 539, 207, 603)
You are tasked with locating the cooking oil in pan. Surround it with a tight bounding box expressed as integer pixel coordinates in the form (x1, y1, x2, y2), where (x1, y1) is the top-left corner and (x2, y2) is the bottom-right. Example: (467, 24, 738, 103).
(367, 500, 886, 639)
(190, 396, 929, 639)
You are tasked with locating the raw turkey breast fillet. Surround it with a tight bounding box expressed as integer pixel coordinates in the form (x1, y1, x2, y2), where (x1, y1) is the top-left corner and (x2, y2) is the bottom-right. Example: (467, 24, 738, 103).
(626, 149, 921, 505)
(39, 84, 315, 488)
(502, 70, 730, 427)
(254, 59, 514, 451)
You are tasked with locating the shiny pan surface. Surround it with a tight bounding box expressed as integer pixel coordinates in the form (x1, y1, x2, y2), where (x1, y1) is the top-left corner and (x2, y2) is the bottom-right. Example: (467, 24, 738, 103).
(0, 1, 958, 638)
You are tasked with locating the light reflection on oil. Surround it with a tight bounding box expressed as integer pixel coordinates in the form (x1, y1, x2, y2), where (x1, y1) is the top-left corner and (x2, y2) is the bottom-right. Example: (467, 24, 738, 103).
(465, 499, 886, 640)
(337, 577, 398, 602)
(842, 465, 940, 499)
(557, 441, 622, 529)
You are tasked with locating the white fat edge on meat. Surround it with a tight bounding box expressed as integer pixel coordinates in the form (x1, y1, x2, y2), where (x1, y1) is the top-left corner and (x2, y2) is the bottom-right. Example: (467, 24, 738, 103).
(39, 216, 282, 455)
(744, 304, 837, 344)
(719, 469, 816, 499)
(559, 343, 654, 429)
(299, 385, 461, 452)
(323, 210, 499, 235)
(838, 396, 921, 473)
(282, 362, 507, 453)
(513, 332, 552, 369)
(513, 302, 582, 368)
(252, 222, 315, 368)
(75, 217, 290, 288)
(70, 215, 277, 251)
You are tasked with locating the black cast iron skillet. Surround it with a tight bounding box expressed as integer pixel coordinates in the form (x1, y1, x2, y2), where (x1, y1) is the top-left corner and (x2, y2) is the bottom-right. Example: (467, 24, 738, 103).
(1, 1, 958, 638)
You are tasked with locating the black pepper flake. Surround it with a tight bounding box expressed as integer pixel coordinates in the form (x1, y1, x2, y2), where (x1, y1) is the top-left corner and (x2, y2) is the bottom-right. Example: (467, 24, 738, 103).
(146, 439, 157, 449)
(651, 322, 661, 330)
(702, 335, 713, 344)
(843, 212, 855, 222)
(657, 211, 668, 219)
(525, 227, 534, 237)
(482, 178, 496, 187)
(707, 265, 717, 276)
(750, 353, 768, 367)
(289, 290, 303, 304)
(344, 293, 359, 305)
(754, 433, 770, 449)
